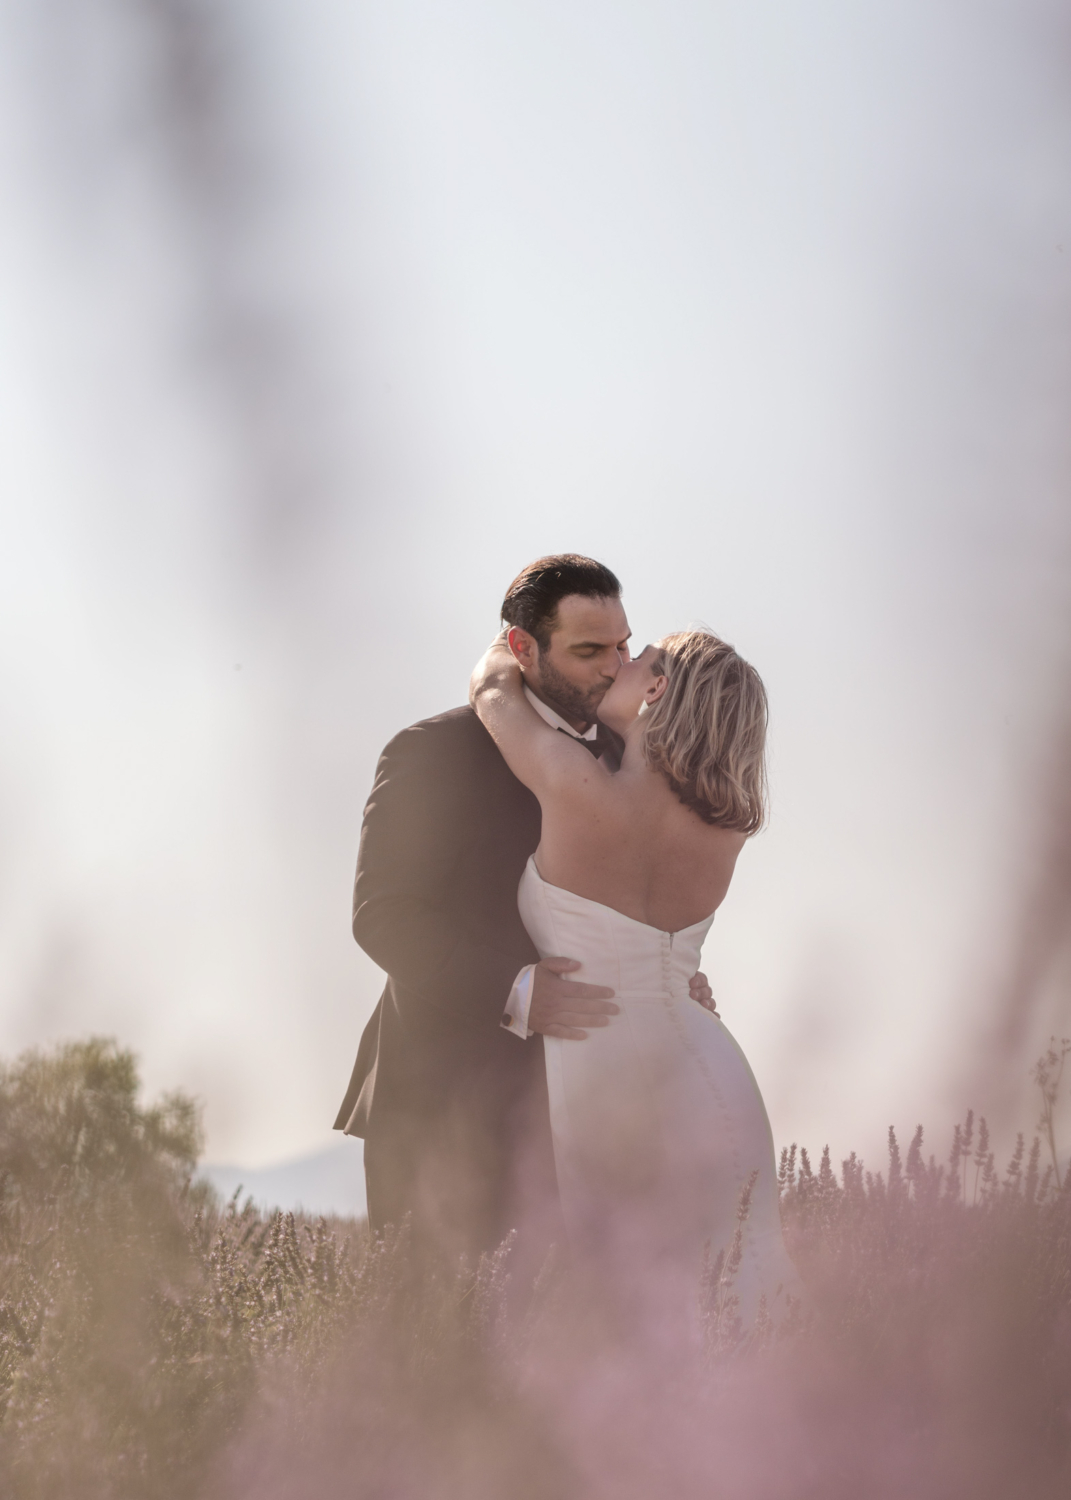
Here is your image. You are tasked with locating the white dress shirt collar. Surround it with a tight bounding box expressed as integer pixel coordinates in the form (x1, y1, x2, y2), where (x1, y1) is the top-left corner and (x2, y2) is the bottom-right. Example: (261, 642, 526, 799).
(523, 683, 598, 740)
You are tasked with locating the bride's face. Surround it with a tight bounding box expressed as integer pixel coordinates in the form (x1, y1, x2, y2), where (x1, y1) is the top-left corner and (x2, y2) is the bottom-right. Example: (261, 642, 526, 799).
(596, 645, 668, 734)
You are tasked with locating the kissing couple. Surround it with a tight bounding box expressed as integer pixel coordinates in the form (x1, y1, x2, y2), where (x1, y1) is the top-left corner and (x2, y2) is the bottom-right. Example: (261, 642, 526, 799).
(335, 554, 796, 1328)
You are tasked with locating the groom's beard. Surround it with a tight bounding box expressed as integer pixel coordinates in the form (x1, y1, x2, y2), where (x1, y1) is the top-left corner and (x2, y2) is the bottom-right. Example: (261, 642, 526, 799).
(531, 657, 610, 731)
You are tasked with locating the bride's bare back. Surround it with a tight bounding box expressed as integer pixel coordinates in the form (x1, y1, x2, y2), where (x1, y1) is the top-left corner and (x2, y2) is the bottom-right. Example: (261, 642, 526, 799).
(534, 754, 745, 932)
(470, 635, 761, 933)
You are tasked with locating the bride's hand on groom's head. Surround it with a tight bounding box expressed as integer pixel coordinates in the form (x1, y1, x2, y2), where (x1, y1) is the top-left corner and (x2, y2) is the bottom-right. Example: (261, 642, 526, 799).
(527, 957, 619, 1042)
(471, 632, 520, 693)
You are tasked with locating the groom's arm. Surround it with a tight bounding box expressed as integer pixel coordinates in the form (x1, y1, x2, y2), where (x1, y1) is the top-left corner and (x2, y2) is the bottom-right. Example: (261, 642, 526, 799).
(353, 719, 703, 1035)
(352, 723, 540, 1030)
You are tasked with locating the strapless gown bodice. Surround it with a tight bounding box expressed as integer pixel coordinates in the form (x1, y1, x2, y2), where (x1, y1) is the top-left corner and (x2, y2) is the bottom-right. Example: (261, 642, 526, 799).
(518, 856, 714, 1004)
(518, 856, 798, 1332)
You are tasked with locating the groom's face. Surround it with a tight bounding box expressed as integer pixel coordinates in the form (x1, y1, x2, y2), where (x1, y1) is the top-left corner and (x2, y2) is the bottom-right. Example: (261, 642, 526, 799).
(510, 593, 632, 731)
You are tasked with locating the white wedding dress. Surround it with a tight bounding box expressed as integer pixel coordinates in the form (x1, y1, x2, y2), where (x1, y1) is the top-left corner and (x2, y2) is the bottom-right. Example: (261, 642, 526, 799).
(518, 856, 797, 1331)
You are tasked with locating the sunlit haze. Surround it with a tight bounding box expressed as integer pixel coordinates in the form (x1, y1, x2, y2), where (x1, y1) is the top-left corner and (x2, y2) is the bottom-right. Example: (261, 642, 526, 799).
(1, 0, 1068, 1183)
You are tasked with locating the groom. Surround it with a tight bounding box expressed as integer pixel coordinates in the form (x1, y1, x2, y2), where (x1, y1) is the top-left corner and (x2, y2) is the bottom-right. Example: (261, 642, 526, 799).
(334, 554, 713, 1257)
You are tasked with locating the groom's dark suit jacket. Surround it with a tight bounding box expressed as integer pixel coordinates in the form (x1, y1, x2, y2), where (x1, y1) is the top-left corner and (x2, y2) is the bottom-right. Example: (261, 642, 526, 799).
(333, 705, 555, 1255)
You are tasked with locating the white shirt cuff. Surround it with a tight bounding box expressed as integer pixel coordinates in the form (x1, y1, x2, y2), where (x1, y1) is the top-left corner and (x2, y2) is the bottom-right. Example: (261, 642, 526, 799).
(501, 963, 536, 1039)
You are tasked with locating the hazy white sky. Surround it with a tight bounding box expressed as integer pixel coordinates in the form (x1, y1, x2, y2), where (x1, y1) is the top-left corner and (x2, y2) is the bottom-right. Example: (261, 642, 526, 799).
(1, 0, 1068, 1172)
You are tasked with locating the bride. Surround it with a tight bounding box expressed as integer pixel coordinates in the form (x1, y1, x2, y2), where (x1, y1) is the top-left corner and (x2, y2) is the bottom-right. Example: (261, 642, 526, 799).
(470, 628, 798, 1332)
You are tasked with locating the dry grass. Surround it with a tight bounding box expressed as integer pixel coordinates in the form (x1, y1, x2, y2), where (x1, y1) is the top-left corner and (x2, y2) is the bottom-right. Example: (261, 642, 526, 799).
(1, 1037, 1070, 1499)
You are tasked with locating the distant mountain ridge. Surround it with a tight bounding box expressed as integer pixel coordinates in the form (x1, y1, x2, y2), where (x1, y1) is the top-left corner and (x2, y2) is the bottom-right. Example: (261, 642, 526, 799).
(200, 1138, 366, 1219)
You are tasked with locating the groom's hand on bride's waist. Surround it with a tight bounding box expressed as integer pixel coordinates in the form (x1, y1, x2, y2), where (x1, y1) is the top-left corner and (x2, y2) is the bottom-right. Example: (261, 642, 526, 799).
(527, 958, 619, 1041)
(522, 960, 718, 1041)
(689, 971, 718, 1016)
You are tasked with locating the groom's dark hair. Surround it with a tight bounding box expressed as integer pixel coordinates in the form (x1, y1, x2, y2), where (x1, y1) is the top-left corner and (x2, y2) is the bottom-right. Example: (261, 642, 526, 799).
(501, 555, 622, 650)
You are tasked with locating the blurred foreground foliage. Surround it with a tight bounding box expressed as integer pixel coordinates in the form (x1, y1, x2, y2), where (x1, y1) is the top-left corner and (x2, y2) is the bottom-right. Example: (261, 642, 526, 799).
(0, 1037, 1069, 1499)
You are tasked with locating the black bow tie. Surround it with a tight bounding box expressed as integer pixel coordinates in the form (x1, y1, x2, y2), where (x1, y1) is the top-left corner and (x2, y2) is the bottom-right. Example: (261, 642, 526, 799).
(557, 724, 622, 767)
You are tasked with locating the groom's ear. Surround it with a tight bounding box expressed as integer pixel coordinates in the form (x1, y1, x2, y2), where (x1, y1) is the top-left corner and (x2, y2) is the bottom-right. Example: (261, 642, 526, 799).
(506, 626, 538, 670)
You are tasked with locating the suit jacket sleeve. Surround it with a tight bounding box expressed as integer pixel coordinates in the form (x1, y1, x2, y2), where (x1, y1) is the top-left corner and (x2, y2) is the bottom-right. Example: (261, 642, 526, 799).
(352, 722, 534, 1030)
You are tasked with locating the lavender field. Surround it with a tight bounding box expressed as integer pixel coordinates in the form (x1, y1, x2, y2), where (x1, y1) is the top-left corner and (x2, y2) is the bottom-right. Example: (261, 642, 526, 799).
(1, 1037, 1069, 1499)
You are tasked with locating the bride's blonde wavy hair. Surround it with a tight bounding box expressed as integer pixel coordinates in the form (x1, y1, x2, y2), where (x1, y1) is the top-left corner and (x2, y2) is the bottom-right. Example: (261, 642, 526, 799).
(642, 630, 768, 834)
